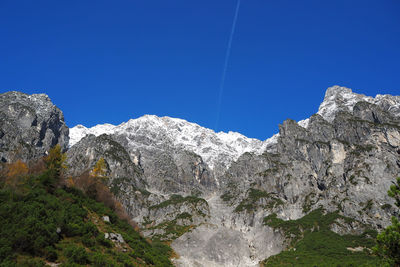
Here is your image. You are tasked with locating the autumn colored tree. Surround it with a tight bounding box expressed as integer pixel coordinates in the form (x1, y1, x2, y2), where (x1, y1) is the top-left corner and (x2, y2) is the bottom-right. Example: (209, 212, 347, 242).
(5, 160, 29, 188)
(90, 157, 107, 179)
(374, 177, 400, 266)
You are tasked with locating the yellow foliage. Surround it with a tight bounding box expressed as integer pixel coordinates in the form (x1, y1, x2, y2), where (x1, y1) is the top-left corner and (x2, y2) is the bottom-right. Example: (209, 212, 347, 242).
(90, 157, 107, 178)
(7, 160, 28, 178)
(66, 177, 75, 187)
(6, 160, 29, 187)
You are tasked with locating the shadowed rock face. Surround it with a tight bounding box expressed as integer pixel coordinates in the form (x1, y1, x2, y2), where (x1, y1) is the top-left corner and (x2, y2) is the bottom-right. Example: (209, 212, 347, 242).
(0, 91, 68, 163)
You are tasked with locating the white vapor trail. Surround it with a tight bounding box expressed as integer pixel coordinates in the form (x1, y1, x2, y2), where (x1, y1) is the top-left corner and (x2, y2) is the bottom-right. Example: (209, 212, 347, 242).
(215, 0, 241, 131)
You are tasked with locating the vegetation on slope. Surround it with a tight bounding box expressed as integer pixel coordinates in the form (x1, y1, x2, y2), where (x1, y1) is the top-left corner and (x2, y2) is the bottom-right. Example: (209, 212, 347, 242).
(262, 208, 386, 266)
(234, 188, 284, 212)
(0, 146, 173, 266)
(373, 177, 400, 266)
(145, 194, 208, 241)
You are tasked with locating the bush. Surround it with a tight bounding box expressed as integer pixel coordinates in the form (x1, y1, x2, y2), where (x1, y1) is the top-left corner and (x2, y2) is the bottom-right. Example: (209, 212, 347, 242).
(64, 245, 89, 265)
(0, 163, 173, 266)
(18, 258, 46, 267)
(44, 246, 57, 262)
(96, 234, 113, 248)
(90, 252, 113, 267)
(82, 234, 95, 248)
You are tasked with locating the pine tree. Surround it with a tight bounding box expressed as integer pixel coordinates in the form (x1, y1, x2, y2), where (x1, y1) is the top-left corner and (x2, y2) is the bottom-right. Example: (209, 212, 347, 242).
(374, 177, 400, 266)
(42, 145, 67, 189)
(44, 144, 67, 178)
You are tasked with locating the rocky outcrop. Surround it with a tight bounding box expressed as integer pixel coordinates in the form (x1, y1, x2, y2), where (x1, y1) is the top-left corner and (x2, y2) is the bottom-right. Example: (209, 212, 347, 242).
(0, 91, 68, 163)
(65, 134, 145, 188)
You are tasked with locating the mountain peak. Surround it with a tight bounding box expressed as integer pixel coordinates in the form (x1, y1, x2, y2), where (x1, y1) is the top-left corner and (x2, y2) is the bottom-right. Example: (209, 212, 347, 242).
(69, 114, 275, 171)
(318, 86, 400, 123)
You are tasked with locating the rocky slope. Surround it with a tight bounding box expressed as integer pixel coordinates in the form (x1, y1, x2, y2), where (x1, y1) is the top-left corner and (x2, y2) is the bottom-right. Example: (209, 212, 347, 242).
(66, 86, 400, 266)
(0, 91, 69, 164)
(1, 86, 400, 266)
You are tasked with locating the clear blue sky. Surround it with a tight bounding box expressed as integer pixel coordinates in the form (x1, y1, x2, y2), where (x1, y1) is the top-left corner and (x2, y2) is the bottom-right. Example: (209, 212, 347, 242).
(1, 0, 399, 140)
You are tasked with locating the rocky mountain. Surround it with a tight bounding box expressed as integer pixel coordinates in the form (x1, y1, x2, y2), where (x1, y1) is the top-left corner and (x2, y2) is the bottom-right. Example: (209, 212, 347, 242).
(0, 91, 69, 163)
(1, 86, 400, 266)
(70, 115, 278, 176)
(65, 134, 145, 189)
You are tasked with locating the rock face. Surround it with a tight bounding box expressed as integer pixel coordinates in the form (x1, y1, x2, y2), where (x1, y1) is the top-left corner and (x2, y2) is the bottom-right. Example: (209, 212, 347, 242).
(0, 91, 69, 163)
(3, 87, 400, 267)
(65, 86, 400, 267)
(65, 134, 145, 188)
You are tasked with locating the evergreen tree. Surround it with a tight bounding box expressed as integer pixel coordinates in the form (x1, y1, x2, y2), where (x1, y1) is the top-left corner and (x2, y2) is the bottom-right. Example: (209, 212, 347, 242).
(42, 144, 67, 189)
(44, 144, 67, 177)
(374, 177, 400, 266)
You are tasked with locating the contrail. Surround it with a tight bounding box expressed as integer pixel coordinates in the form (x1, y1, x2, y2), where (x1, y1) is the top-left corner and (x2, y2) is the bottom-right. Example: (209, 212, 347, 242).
(215, 0, 241, 131)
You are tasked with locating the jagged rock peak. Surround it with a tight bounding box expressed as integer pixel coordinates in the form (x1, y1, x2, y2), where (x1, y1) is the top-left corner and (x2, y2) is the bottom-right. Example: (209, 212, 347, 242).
(1, 91, 55, 118)
(317, 85, 400, 123)
(0, 91, 69, 162)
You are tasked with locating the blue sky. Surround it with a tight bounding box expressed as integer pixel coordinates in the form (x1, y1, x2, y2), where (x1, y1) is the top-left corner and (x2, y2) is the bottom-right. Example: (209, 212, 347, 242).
(1, 0, 399, 140)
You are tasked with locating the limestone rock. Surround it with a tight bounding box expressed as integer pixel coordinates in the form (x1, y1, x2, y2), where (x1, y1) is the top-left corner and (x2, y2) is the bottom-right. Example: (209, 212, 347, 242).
(0, 91, 68, 163)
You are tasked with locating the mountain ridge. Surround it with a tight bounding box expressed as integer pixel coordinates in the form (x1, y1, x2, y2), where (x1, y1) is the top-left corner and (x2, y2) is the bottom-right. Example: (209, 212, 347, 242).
(68, 85, 400, 172)
(1, 86, 400, 266)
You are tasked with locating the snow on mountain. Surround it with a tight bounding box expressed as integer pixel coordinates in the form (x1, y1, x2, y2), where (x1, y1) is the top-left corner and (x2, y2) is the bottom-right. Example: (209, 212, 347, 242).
(317, 85, 400, 123)
(69, 86, 400, 170)
(69, 123, 116, 147)
(69, 115, 277, 170)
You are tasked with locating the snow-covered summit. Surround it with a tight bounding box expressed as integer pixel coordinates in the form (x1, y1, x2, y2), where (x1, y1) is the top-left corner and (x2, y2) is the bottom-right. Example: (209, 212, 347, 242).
(317, 86, 400, 123)
(70, 115, 277, 170)
(69, 86, 399, 170)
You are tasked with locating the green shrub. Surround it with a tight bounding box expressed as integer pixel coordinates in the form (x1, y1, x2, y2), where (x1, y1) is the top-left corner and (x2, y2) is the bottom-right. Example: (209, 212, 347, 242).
(82, 234, 96, 248)
(262, 209, 382, 266)
(0, 169, 173, 266)
(64, 245, 89, 265)
(90, 252, 113, 267)
(96, 234, 113, 248)
(44, 246, 57, 262)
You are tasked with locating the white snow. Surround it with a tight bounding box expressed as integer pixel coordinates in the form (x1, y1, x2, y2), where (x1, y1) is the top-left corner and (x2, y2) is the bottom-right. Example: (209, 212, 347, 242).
(316, 85, 400, 122)
(69, 115, 278, 170)
(297, 118, 310, 129)
(69, 86, 399, 171)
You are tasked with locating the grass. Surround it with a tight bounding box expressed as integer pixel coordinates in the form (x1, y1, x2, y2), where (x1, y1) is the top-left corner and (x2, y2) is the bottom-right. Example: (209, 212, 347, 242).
(262, 208, 385, 266)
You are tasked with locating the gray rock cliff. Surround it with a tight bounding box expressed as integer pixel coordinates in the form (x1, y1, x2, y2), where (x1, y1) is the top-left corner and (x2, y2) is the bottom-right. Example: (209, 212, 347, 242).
(0, 91, 68, 163)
